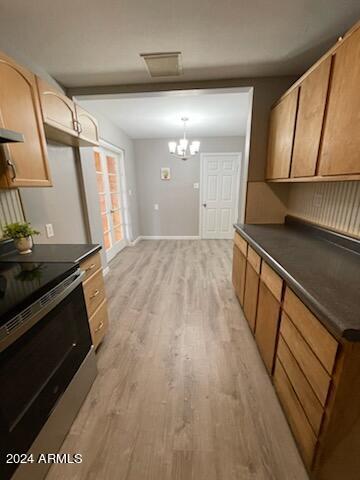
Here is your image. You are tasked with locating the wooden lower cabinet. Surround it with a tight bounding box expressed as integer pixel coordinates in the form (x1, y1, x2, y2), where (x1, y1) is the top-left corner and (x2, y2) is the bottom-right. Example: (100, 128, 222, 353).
(232, 229, 360, 479)
(254, 281, 281, 373)
(243, 263, 260, 331)
(80, 251, 108, 349)
(89, 300, 109, 349)
(274, 359, 317, 468)
(232, 244, 247, 306)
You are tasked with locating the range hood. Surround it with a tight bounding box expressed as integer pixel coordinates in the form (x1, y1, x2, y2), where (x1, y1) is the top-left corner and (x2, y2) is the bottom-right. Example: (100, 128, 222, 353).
(0, 128, 24, 144)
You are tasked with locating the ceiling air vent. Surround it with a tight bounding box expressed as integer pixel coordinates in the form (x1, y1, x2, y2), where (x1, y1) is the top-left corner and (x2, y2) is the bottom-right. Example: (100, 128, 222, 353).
(140, 52, 183, 77)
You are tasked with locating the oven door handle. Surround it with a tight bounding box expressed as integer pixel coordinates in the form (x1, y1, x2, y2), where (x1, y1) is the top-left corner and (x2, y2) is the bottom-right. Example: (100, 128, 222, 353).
(0, 269, 85, 353)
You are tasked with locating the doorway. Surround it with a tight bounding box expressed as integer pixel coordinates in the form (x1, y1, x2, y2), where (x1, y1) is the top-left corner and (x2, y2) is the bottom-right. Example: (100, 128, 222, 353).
(94, 143, 128, 262)
(200, 152, 241, 239)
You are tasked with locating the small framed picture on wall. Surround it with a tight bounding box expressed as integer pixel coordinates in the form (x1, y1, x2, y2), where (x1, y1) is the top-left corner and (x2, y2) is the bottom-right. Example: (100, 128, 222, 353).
(161, 167, 171, 180)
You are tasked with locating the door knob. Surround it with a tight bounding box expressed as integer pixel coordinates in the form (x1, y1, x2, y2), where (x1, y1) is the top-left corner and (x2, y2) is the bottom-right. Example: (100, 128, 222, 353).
(202, 203, 207, 208)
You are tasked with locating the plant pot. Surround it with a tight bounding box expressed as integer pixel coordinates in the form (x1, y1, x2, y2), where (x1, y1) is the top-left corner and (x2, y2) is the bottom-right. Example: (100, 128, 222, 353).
(14, 236, 33, 255)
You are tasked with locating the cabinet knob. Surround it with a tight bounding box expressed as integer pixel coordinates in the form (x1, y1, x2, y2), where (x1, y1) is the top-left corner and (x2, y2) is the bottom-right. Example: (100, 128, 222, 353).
(90, 289, 100, 299)
(95, 321, 104, 333)
(7, 160, 17, 181)
(85, 263, 96, 272)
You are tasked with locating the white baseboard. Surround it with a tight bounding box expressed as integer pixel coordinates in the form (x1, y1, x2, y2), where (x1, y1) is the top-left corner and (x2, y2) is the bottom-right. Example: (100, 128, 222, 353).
(129, 236, 142, 246)
(103, 266, 110, 276)
(141, 235, 200, 240)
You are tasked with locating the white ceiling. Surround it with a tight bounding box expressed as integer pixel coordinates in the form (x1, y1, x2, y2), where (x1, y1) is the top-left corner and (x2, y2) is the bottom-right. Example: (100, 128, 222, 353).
(80, 90, 251, 138)
(0, 1, 359, 87)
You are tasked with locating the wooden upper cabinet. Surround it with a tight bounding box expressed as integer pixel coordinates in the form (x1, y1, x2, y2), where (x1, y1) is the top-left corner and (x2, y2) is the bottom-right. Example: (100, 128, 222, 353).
(0, 52, 51, 187)
(318, 27, 360, 176)
(291, 56, 332, 178)
(266, 87, 299, 180)
(37, 77, 99, 147)
(75, 104, 99, 146)
(37, 77, 78, 137)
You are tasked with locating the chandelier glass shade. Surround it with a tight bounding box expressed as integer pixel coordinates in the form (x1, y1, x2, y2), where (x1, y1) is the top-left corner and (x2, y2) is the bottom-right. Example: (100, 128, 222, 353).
(168, 117, 200, 160)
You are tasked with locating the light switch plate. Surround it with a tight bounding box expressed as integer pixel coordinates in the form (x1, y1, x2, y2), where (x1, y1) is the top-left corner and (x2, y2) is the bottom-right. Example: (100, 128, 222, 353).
(193, 182, 199, 189)
(45, 223, 54, 238)
(154, 204, 159, 210)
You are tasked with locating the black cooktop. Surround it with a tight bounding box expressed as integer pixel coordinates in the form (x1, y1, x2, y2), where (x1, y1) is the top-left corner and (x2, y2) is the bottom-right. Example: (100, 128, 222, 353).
(0, 261, 78, 327)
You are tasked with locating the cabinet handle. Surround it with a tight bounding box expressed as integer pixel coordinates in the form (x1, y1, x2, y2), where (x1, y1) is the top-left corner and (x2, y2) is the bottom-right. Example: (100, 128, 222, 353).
(85, 263, 96, 272)
(7, 160, 17, 181)
(95, 321, 104, 333)
(90, 289, 100, 299)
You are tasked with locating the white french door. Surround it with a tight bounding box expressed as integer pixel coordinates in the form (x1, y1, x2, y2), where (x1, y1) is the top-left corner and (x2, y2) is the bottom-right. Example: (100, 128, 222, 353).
(200, 153, 241, 239)
(94, 145, 127, 262)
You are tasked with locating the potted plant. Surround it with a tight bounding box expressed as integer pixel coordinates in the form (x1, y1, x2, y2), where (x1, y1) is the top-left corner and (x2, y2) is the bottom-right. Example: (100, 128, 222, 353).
(2, 222, 40, 255)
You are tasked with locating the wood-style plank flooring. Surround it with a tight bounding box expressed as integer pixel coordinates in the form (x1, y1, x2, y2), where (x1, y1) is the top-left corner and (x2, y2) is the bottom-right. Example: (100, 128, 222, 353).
(47, 240, 309, 480)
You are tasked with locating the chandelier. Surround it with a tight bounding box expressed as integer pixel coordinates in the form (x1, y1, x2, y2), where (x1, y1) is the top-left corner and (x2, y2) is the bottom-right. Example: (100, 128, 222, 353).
(168, 117, 200, 160)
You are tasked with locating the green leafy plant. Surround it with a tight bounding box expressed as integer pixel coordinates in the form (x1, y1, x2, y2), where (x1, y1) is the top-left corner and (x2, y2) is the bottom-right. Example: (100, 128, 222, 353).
(2, 222, 40, 240)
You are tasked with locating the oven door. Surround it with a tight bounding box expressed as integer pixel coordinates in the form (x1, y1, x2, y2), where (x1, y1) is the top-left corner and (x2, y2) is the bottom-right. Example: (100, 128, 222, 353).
(0, 275, 92, 480)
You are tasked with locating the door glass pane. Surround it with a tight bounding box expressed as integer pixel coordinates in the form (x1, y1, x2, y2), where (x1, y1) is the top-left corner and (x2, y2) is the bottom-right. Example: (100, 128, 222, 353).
(101, 214, 109, 232)
(103, 232, 111, 250)
(99, 194, 106, 214)
(96, 173, 105, 193)
(114, 226, 122, 242)
(111, 210, 122, 228)
(111, 193, 121, 210)
(108, 174, 118, 193)
(94, 151, 102, 172)
(106, 155, 116, 174)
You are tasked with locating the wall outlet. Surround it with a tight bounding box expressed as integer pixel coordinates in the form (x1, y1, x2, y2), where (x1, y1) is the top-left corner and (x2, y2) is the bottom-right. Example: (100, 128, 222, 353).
(193, 182, 199, 189)
(154, 204, 159, 211)
(313, 193, 322, 208)
(128, 189, 132, 196)
(45, 223, 54, 238)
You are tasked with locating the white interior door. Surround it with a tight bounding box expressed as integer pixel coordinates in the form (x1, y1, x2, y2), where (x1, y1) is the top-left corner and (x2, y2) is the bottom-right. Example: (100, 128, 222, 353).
(200, 153, 241, 239)
(94, 146, 127, 262)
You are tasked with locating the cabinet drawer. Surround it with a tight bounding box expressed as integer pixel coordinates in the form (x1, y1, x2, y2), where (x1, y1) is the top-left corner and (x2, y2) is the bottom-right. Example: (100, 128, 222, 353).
(232, 244, 247, 306)
(260, 262, 283, 301)
(83, 268, 106, 318)
(247, 246, 261, 274)
(89, 299, 108, 349)
(80, 251, 102, 283)
(244, 262, 260, 332)
(274, 359, 317, 468)
(283, 288, 338, 375)
(280, 312, 331, 406)
(277, 335, 324, 436)
(234, 232, 247, 257)
(255, 281, 281, 373)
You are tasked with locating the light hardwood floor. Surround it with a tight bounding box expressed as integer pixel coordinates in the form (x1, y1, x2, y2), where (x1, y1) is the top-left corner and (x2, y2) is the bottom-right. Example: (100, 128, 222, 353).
(47, 240, 309, 480)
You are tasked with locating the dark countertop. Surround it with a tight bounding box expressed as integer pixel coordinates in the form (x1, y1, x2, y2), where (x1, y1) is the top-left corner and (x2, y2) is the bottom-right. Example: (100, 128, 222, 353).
(0, 243, 101, 265)
(234, 220, 360, 342)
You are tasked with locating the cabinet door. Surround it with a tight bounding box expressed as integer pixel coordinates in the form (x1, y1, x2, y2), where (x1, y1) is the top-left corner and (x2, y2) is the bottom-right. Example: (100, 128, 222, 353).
(255, 280, 281, 373)
(291, 57, 332, 178)
(37, 77, 77, 136)
(232, 244, 246, 306)
(243, 262, 260, 332)
(266, 88, 299, 180)
(318, 28, 360, 175)
(75, 104, 99, 146)
(0, 52, 51, 187)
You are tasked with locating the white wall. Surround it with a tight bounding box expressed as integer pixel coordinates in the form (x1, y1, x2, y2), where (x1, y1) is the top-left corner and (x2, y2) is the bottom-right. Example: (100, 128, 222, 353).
(134, 136, 245, 237)
(19, 143, 89, 244)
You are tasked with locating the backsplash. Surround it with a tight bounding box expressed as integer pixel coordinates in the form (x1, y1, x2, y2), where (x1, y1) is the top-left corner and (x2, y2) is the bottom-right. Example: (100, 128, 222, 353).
(287, 181, 360, 238)
(0, 189, 25, 237)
